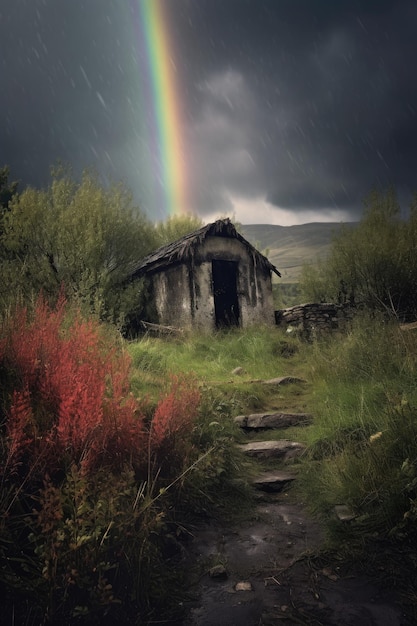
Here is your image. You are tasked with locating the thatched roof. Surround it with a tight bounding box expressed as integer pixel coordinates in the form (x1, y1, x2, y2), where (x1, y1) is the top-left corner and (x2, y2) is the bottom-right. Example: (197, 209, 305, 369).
(129, 218, 280, 279)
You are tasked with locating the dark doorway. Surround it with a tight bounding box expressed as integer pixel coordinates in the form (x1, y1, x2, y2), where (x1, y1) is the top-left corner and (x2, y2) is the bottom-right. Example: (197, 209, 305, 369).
(212, 260, 240, 328)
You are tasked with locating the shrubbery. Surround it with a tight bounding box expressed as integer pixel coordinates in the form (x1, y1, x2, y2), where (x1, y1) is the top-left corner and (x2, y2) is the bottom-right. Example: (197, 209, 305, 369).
(0, 167, 156, 326)
(300, 188, 417, 320)
(0, 166, 208, 329)
(1, 294, 145, 477)
(0, 296, 209, 623)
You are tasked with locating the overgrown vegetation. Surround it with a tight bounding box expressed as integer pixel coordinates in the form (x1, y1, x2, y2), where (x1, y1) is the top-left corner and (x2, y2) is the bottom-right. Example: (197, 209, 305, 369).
(0, 166, 205, 329)
(296, 189, 417, 552)
(273, 282, 300, 308)
(0, 297, 249, 624)
(300, 188, 417, 320)
(296, 314, 417, 550)
(4, 300, 417, 622)
(3, 170, 417, 621)
(0, 167, 154, 325)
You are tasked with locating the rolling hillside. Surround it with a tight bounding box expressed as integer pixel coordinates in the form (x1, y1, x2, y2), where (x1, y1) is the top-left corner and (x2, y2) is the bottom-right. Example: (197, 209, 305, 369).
(241, 222, 356, 283)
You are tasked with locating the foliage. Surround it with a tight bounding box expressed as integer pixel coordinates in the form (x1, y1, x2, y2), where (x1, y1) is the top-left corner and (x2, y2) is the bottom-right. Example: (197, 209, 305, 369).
(297, 313, 417, 542)
(273, 282, 301, 308)
(153, 213, 204, 247)
(151, 376, 200, 451)
(0, 166, 19, 277)
(0, 164, 18, 211)
(0, 294, 145, 478)
(0, 167, 156, 325)
(300, 188, 417, 319)
(0, 296, 213, 623)
(8, 298, 417, 618)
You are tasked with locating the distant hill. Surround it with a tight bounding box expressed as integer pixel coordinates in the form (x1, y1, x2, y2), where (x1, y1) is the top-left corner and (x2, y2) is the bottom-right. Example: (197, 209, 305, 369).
(240, 222, 357, 283)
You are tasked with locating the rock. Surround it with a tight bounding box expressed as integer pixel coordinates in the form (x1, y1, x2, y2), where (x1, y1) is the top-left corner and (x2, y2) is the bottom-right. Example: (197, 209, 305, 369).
(334, 504, 356, 522)
(239, 440, 305, 460)
(321, 567, 339, 581)
(400, 321, 417, 331)
(209, 564, 228, 579)
(234, 581, 253, 592)
(231, 366, 245, 376)
(234, 412, 312, 429)
(262, 376, 306, 385)
(252, 470, 297, 492)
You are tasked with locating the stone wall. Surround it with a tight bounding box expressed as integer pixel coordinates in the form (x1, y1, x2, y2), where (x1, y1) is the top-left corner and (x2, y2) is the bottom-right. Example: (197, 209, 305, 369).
(275, 302, 353, 337)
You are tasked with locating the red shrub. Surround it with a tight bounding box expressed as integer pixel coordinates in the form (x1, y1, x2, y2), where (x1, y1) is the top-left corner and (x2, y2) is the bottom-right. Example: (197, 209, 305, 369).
(5, 387, 33, 465)
(1, 296, 145, 476)
(151, 374, 201, 449)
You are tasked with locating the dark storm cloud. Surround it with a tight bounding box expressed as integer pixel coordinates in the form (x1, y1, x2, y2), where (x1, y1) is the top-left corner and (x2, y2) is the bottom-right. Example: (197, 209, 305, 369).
(1, 0, 417, 223)
(1, 0, 140, 186)
(167, 0, 417, 218)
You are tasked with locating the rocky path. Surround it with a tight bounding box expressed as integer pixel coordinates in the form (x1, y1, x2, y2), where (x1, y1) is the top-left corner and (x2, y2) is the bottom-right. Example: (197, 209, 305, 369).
(183, 377, 412, 626)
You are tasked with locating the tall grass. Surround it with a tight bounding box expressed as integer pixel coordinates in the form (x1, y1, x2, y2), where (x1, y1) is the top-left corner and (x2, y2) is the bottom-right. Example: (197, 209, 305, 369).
(129, 326, 306, 397)
(297, 312, 417, 540)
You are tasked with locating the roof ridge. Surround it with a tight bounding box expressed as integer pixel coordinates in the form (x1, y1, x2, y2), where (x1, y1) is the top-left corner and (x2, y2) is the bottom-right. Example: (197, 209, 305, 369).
(128, 218, 280, 279)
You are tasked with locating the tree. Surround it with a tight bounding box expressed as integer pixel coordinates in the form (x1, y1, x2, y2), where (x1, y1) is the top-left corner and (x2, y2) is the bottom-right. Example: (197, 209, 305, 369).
(153, 214, 204, 247)
(0, 165, 18, 242)
(0, 165, 18, 211)
(300, 188, 417, 319)
(0, 167, 157, 325)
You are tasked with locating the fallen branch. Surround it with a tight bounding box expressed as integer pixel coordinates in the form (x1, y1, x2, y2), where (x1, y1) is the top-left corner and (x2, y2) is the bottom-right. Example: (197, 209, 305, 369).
(141, 320, 184, 336)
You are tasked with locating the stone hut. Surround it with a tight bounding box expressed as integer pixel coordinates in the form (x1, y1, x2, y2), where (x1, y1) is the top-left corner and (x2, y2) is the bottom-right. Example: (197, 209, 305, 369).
(129, 219, 280, 332)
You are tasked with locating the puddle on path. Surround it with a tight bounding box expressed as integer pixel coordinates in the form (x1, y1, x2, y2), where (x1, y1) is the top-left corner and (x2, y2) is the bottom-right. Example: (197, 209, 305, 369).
(182, 493, 409, 626)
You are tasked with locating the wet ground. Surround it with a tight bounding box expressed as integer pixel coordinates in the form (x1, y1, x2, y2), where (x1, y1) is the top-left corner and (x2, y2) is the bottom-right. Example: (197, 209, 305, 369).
(182, 491, 413, 626)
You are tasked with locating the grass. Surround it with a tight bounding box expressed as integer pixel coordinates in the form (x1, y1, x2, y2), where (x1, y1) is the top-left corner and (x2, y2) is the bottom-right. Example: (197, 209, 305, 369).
(129, 326, 310, 409)
(293, 314, 417, 545)
(4, 307, 417, 622)
(129, 314, 417, 550)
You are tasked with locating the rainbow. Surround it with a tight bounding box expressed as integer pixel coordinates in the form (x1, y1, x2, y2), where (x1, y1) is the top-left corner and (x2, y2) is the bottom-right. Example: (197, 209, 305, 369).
(132, 0, 189, 218)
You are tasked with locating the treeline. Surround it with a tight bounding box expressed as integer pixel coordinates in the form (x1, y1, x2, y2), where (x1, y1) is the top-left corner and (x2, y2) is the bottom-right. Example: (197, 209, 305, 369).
(0, 165, 202, 329)
(300, 188, 417, 320)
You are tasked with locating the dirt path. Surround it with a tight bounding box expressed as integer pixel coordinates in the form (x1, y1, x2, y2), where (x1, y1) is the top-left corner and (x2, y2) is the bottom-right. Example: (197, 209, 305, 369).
(181, 378, 414, 625)
(183, 492, 409, 625)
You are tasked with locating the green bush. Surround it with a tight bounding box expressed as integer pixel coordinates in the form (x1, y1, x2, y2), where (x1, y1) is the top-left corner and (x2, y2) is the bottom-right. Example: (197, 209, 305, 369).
(0, 167, 156, 325)
(300, 188, 417, 320)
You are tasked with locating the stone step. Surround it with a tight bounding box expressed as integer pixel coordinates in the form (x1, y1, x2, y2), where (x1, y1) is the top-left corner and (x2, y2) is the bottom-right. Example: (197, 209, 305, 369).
(334, 504, 356, 522)
(239, 439, 305, 460)
(260, 376, 306, 386)
(247, 375, 306, 385)
(252, 470, 297, 492)
(234, 412, 312, 430)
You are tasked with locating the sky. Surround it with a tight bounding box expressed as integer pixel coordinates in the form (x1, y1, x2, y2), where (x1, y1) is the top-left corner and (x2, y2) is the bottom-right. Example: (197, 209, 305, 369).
(1, 0, 417, 226)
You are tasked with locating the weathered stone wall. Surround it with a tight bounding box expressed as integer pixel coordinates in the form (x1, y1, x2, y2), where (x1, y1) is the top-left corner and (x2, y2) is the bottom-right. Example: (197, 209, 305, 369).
(152, 265, 193, 327)
(275, 302, 353, 337)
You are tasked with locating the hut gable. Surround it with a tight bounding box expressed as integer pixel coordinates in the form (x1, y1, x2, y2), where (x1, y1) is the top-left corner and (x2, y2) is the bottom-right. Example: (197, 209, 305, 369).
(130, 218, 280, 279)
(130, 219, 280, 332)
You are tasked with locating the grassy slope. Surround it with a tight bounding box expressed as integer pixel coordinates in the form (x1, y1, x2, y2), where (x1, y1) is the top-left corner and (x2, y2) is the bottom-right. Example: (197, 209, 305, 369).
(129, 327, 312, 416)
(127, 322, 417, 619)
(241, 222, 357, 283)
